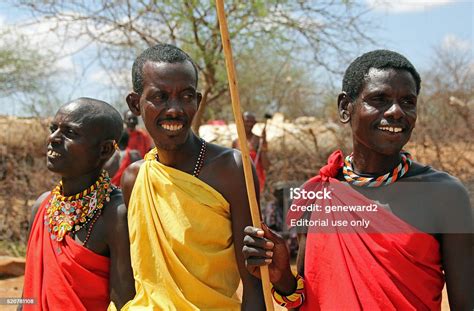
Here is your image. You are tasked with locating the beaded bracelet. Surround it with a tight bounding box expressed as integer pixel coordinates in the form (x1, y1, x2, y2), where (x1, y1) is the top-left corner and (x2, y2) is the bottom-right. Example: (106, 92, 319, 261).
(271, 273, 305, 308)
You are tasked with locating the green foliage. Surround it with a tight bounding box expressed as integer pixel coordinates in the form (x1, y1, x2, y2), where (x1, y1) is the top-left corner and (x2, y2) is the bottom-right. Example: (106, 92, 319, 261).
(0, 31, 60, 116)
(0, 37, 48, 96)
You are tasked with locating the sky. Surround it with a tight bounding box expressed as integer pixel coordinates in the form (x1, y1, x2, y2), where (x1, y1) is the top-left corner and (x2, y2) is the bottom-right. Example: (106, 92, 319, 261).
(0, 0, 472, 116)
(366, 0, 473, 68)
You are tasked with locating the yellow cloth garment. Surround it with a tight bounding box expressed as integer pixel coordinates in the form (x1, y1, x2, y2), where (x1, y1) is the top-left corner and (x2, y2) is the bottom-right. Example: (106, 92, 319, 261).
(122, 148, 241, 310)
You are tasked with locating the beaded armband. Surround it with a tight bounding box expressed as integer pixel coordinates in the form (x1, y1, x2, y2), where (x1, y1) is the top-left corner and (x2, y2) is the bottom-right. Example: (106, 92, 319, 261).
(271, 273, 305, 308)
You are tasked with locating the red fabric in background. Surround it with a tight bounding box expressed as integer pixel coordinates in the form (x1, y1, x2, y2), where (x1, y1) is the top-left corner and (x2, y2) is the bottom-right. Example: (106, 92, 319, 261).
(250, 149, 266, 192)
(127, 129, 152, 158)
(23, 194, 110, 311)
(290, 151, 444, 311)
(111, 149, 132, 187)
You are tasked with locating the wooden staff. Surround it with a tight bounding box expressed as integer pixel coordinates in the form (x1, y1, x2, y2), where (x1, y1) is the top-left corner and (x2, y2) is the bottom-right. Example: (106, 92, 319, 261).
(215, 1, 274, 310)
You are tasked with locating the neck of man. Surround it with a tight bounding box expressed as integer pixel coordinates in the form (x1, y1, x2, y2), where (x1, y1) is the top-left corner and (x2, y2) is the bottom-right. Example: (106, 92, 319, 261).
(245, 130, 254, 140)
(351, 140, 402, 176)
(61, 169, 103, 196)
(155, 132, 201, 171)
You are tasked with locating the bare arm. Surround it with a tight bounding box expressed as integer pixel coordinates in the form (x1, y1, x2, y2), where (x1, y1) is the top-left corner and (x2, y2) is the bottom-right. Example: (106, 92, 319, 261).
(105, 195, 135, 309)
(121, 160, 143, 206)
(104, 162, 143, 307)
(442, 233, 473, 310)
(223, 151, 265, 310)
(439, 182, 473, 310)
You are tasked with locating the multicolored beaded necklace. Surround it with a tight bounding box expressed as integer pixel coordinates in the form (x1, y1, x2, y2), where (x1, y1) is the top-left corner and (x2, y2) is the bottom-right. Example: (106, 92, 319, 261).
(44, 170, 114, 243)
(343, 151, 413, 187)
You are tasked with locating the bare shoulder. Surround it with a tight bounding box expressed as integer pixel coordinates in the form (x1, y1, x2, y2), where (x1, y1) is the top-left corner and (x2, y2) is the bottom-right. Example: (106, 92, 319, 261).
(102, 189, 126, 221)
(100, 188, 128, 238)
(122, 159, 145, 180)
(205, 142, 244, 174)
(129, 150, 142, 162)
(410, 163, 472, 231)
(411, 163, 470, 198)
(121, 159, 145, 205)
(201, 142, 259, 203)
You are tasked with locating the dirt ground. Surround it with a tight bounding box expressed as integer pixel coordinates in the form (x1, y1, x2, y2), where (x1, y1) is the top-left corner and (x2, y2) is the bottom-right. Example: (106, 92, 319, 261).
(0, 276, 23, 311)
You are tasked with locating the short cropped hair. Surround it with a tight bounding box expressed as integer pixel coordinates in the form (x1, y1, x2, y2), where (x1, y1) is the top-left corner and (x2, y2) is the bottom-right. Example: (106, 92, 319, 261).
(64, 97, 123, 143)
(132, 43, 198, 94)
(342, 50, 421, 100)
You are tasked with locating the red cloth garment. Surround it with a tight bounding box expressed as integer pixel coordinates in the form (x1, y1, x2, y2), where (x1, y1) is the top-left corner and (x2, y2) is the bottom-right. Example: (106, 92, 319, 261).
(250, 149, 266, 192)
(127, 129, 152, 158)
(23, 194, 110, 311)
(290, 150, 444, 311)
(111, 149, 132, 187)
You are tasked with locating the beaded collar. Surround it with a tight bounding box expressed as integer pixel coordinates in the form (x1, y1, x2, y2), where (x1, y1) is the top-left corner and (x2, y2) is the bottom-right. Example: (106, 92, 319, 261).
(343, 151, 412, 187)
(44, 170, 114, 243)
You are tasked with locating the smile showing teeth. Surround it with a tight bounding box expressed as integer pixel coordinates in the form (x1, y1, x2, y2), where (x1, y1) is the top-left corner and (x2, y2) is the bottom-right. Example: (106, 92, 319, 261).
(378, 126, 403, 133)
(161, 123, 183, 131)
(47, 150, 61, 158)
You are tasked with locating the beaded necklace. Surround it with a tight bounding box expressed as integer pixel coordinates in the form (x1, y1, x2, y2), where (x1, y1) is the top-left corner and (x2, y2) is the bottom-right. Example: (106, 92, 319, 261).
(44, 170, 114, 243)
(192, 139, 206, 177)
(154, 138, 207, 177)
(343, 151, 412, 187)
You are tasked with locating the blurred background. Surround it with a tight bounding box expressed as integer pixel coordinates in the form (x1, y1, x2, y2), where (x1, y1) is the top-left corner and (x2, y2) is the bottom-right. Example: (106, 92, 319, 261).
(0, 0, 472, 261)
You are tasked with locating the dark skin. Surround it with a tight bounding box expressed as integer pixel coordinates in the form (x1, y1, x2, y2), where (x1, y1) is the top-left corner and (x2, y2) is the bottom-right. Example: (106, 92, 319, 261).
(104, 138, 142, 179)
(123, 60, 265, 310)
(124, 111, 138, 131)
(243, 68, 473, 310)
(232, 112, 270, 171)
(24, 102, 135, 310)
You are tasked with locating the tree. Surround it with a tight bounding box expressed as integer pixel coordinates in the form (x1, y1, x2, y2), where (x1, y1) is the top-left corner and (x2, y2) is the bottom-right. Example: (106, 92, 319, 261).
(15, 0, 374, 129)
(413, 39, 473, 176)
(0, 32, 51, 94)
(232, 42, 325, 118)
(0, 30, 60, 116)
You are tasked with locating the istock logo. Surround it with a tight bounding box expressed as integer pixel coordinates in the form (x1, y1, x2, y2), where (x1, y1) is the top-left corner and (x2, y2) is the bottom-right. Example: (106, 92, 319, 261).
(289, 187, 332, 200)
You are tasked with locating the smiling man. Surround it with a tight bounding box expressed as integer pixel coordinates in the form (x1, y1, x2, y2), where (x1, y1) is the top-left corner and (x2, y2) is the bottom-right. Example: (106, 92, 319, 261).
(243, 50, 473, 310)
(120, 43, 264, 310)
(22, 98, 135, 310)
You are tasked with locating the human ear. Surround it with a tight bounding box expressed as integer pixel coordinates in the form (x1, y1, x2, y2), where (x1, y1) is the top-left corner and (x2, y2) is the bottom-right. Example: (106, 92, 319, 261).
(100, 140, 117, 161)
(196, 92, 202, 109)
(337, 92, 352, 124)
(126, 92, 141, 116)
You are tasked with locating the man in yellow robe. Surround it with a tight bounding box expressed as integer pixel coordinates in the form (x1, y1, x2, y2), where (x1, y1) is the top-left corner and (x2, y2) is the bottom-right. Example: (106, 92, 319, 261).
(121, 43, 265, 310)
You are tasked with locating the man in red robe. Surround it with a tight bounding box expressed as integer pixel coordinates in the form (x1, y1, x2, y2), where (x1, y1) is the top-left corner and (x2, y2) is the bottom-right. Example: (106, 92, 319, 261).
(242, 50, 473, 310)
(22, 98, 135, 310)
(124, 110, 153, 157)
(104, 131, 142, 187)
(232, 112, 270, 192)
